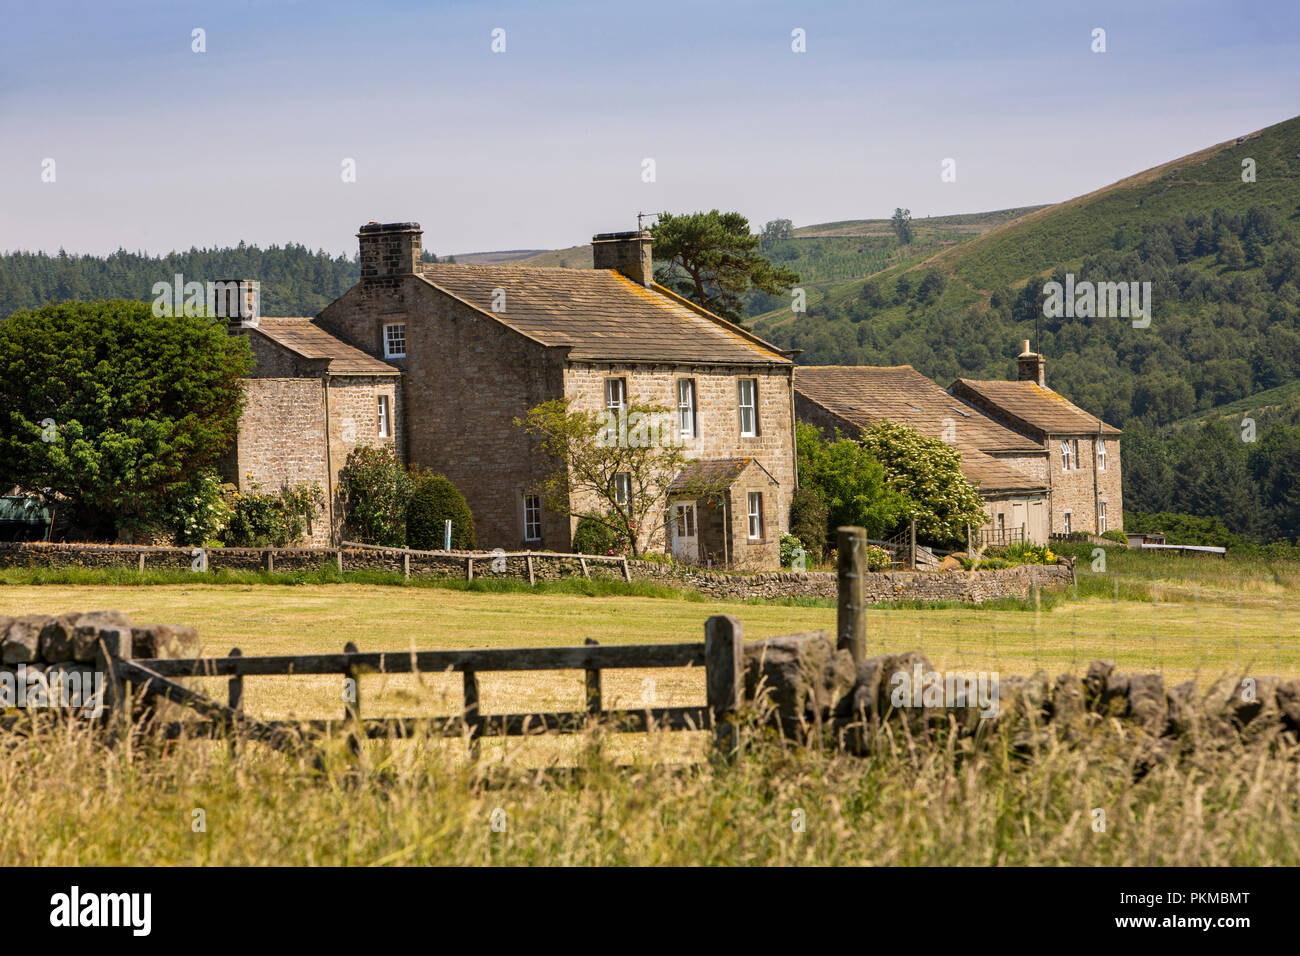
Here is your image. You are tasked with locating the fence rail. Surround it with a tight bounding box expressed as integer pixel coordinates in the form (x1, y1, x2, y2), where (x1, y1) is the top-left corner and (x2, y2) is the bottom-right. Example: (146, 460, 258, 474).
(98, 617, 745, 760)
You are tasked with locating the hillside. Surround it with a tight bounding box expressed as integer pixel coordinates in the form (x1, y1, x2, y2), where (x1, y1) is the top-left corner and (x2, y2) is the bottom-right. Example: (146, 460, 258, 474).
(755, 114, 1300, 431)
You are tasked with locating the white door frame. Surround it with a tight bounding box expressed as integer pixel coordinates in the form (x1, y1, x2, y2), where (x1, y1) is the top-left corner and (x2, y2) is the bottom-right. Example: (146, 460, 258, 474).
(670, 500, 698, 562)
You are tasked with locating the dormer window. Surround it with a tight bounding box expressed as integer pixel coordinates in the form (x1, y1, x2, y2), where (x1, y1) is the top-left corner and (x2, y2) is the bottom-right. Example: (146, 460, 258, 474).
(383, 323, 407, 359)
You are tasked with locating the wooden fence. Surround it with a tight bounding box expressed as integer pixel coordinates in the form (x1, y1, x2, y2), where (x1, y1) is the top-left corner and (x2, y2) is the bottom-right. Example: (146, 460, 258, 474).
(339, 541, 632, 584)
(89, 525, 874, 763)
(94, 616, 746, 761)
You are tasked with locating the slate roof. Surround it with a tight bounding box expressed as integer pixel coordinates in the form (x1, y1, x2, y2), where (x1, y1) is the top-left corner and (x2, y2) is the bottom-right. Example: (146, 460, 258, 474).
(794, 365, 1047, 495)
(794, 366, 1043, 453)
(949, 379, 1121, 437)
(668, 457, 778, 494)
(418, 264, 790, 365)
(253, 318, 400, 376)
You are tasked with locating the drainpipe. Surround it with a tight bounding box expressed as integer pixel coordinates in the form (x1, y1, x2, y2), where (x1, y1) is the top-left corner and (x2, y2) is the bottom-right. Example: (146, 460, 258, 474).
(322, 373, 335, 544)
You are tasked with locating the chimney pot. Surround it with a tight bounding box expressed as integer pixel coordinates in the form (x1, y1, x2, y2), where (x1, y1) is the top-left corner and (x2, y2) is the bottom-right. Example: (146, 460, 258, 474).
(1016, 342, 1046, 387)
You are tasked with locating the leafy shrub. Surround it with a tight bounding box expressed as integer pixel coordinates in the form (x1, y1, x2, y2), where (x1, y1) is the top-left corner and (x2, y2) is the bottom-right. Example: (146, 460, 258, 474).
(162, 470, 231, 546)
(406, 472, 476, 550)
(787, 485, 830, 558)
(1005, 542, 1056, 565)
(224, 481, 324, 547)
(1101, 529, 1129, 544)
(339, 445, 408, 546)
(779, 533, 806, 568)
(572, 515, 619, 555)
(863, 544, 892, 570)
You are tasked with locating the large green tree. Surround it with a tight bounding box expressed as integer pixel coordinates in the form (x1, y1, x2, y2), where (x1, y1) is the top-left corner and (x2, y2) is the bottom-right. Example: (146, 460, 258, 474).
(795, 423, 908, 542)
(0, 299, 252, 537)
(857, 420, 987, 546)
(650, 210, 800, 320)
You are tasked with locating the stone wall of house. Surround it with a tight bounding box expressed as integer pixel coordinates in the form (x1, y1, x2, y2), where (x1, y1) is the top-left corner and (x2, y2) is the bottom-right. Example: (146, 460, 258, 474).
(319, 279, 572, 552)
(1045, 435, 1122, 535)
(564, 363, 796, 563)
(221, 378, 332, 544)
(724, 470, 781, 570)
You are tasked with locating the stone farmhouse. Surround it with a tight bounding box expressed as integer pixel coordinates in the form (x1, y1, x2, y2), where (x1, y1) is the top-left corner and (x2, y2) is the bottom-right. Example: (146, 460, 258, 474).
(222, 222, 797, 568)
(795, 343, 1122, 545)
(950, 343, 1122, 539)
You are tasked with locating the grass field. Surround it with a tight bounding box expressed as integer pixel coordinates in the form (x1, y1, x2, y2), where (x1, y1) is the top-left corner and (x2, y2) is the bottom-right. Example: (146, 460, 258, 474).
(2, 553, 1298, 866)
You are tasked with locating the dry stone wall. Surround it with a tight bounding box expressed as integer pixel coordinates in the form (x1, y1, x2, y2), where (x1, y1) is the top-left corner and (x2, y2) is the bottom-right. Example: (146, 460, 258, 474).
(0, 542, 1072, 604)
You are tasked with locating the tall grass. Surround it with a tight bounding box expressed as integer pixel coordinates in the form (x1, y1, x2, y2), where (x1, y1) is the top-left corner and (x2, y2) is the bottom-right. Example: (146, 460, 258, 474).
(1, 716, 1295, 866)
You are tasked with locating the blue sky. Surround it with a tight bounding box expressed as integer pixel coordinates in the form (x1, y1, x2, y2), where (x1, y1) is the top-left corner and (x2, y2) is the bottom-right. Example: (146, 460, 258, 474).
(2, 0, 1296, 257)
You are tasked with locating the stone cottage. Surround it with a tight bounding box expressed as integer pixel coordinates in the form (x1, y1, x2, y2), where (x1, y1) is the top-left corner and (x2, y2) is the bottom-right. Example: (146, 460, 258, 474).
(795, 365, 1052, 544)
(949, 342, 1122, 537)
(228, 222, 798, 567)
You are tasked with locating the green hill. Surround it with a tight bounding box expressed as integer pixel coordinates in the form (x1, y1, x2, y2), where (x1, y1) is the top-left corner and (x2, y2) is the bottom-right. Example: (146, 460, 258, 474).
(757, 114, 1300, 431)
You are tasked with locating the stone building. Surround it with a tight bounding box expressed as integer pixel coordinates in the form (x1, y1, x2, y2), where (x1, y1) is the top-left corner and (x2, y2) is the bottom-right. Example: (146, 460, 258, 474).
(795, 365, 1052, 544)
(949, 342, 1122, 538)
(220, 312, 401, 545)
(229, 221, 797, 567)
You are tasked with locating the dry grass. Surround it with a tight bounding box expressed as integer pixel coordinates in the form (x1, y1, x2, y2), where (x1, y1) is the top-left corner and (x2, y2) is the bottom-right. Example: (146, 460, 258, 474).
(0, 714, 1296, 866)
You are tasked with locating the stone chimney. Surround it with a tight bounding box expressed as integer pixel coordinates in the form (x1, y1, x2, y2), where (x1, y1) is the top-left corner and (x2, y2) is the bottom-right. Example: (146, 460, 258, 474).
(1017, 340, 1045, 387)
(210, 279, 259, 328)
(358, 221, 422, 278)
(592, 230, 653, 285)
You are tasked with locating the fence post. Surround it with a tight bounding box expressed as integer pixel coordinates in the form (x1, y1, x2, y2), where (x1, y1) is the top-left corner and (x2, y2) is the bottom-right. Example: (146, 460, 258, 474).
(343, 641, 361, 763)
(526, 553, 535, 587)
(403, 551, 410, 581)
(137, 551, 145, 574)
(621, 557, 631, 582)
(266, 549, 275, 573)
(227, 648, 244, 757)
(583, 638, 602, 721)
(465, 556, 473, 582)
(462, 670, 481, 759)
(579, 556, 589, 579)
(337, 549, 344, 574)
(94, 623, 133, 745)
(909, 518, 917, 570)
(705, 615, 743, 758)
(966, 524, 971, 555)
(836, 526, 866, 668)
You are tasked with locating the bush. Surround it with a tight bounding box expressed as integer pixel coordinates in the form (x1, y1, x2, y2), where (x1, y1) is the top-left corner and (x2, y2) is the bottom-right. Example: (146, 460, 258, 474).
(339, 445, 409, 546)
(162, 470, 231, 546)
(572, 515, 619, 555)
(787, 486, 830, 558)
(779, 533, 805, 568)
(863, 544, 892, 570)
(406, 472, 476, 550)
(1101, 529, 1129, 545)
(1005, 542, 1056, 565)
(224, 481, 324, 547)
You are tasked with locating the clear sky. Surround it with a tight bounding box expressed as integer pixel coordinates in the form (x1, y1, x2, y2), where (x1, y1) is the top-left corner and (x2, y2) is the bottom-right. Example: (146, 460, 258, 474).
(2, 0, 1296, 257)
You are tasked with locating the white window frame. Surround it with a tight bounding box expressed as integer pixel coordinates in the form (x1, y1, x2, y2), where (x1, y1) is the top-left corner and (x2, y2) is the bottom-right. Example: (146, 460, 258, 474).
(747, 492, 763, 540)
(383, 323, 407, 359)
(523, 494, 542, 542)
(1098, 501, 1107, 533)
(613, 473, 632, 508)
(1097, 439, 1107, 471)
(1063, 510, 1072, 535)
(377, 395, 390, 438)
(677, 378, 697, 439)
(738, 378, 758, 437)
(1060, 440, 1073, 472)
(604, 377, 627, 413)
